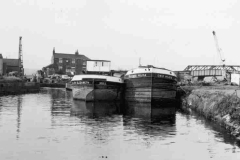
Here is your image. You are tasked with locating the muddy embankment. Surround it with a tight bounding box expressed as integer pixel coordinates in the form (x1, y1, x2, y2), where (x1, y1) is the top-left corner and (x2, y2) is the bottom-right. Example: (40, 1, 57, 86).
(180, 85, 240, 140)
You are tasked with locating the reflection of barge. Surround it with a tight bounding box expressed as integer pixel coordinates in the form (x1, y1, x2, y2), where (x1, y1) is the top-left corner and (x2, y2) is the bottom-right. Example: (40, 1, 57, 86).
(124, 102, 176, 121)
(70, 100, 122, 117)
(71, 75, 124, 101)
(124, 65, 177, 103)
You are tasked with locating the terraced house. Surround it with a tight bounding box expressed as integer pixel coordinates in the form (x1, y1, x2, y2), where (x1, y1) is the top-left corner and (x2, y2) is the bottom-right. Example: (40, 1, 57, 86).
(43, 48, 90, 76)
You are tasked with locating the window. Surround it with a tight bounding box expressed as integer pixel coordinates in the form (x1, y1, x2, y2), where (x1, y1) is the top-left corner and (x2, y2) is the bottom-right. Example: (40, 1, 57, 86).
(59, 58, 62, 63)
(97, 62, 102, 66)
(72, 59, 75, 63)
(66, 68, 75, 72)
(59, 66, 63, 70)
(66, 67, 75, 72)
(83, 61, 86, 65)
(103, 62, 109, 66)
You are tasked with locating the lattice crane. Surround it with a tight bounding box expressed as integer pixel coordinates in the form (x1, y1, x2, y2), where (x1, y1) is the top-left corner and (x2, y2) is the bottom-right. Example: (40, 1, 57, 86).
(212, 31, 225, 66)
(18, 36, 24, 76)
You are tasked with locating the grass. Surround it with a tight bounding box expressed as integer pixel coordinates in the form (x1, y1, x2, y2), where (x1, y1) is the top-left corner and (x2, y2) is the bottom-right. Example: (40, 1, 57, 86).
(0, 76, 22, 82)
(185, 89, 240, 125)
(180, 85, 240, 137)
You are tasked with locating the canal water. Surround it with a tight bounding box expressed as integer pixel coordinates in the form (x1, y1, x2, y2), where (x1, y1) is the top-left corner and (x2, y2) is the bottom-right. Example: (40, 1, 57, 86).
(0, 88, 240, 160)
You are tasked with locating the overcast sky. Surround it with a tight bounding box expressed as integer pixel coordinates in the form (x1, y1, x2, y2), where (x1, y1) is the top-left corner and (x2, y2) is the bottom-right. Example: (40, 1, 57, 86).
(0, 0, 240, 72)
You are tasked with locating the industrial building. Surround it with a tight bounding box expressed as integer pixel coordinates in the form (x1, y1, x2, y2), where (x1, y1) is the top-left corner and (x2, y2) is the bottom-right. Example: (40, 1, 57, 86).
(0, 37, 23, 76)
(0, 54, 21, 76)
(175, 31, 240, 85)
(3, 58, 20, 75)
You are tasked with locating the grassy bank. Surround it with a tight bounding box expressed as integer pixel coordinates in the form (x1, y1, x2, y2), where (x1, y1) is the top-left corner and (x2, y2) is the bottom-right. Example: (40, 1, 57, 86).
(181, 86, 240, 139)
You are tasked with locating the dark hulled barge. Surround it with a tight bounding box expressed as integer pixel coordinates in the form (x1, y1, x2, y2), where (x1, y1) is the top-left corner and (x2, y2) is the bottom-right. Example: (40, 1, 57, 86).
(124, 65, 177, 103)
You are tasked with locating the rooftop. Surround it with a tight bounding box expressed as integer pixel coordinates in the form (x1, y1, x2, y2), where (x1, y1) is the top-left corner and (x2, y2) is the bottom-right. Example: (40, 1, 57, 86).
(87, 60, 110, 62)
(53, 52, 90, 60)
(43, 63, 55, 69)
(3, 58, 19, 66)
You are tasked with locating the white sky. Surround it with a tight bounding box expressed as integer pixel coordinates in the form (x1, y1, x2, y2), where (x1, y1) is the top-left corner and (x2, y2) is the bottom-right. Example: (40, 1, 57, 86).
(0, 0, 240, 71)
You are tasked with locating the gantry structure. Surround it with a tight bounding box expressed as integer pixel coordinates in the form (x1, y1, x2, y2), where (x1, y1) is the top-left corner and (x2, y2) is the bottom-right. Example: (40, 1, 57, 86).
(184, 65, 240, 72)
(183, 65, 240, 78)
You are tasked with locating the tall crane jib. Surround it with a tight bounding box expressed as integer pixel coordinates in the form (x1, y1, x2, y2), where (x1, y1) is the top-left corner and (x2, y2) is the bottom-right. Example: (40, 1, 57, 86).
(212, 31, 226, 66)
(18, 36, 24, 76)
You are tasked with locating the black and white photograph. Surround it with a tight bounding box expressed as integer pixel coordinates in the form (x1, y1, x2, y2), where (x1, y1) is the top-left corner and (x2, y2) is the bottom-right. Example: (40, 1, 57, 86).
(0, 0, 240, 159)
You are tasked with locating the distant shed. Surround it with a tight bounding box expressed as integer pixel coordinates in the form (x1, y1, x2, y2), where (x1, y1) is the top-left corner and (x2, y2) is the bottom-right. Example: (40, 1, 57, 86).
(3, 58, 20, 75)
(231, 73, 240, 85)
(86, 60, 111, 73)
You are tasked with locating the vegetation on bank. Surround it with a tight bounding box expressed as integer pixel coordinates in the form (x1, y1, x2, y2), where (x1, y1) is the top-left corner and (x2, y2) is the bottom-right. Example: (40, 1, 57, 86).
(0, 76, 23, 82)
(181, 86, 240, 139)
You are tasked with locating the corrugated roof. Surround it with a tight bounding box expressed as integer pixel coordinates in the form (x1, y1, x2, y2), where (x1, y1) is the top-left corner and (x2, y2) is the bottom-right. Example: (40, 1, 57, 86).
(54, 53, 90, 60)
(3, 59, 19, 66)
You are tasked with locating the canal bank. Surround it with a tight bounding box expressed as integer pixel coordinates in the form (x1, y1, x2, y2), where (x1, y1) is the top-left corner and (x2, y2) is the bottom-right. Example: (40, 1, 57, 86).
(0, 77, 40, 95)
(39, 83, 65, 88)
(181, 85, 240, 140)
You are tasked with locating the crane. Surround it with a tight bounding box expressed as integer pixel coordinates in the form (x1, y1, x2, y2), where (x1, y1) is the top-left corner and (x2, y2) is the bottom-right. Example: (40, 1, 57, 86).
(212, 31, 225, 66)
(212, 31, 229, 82)
(18, 36, 24, 76)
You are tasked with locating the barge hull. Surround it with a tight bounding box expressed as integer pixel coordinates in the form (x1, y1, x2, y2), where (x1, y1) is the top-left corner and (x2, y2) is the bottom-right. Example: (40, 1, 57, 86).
(72, 84, 123, 101)
(124, 77, 177, 103)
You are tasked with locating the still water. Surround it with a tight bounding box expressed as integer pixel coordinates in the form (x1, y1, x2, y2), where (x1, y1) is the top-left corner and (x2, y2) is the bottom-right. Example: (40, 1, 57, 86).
(0, 88, 240, 160)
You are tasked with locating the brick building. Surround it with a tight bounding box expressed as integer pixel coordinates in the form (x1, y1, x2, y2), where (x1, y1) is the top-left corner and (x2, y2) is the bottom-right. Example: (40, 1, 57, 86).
(0, 53, 22, 76)
(43, 48, 90, 76)
(3, 58, 20, 75)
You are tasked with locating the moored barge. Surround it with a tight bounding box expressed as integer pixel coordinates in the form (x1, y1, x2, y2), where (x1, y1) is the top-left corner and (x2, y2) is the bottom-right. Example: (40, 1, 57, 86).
(71, 75, 124, 101)
(124, 65, 177, 103)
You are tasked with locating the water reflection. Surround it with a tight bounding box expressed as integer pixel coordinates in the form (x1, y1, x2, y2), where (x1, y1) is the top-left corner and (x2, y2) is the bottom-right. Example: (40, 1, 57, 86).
(184, 110, 240, 148)
(0, 95, 23, 140)
(124, 102, 176, 124)
(70, 100, 124, 147)
(122, 102, 177, 148)
(50, 89, 72, 116)
(70, 100, 122, 118)
(16, 96, 23, 139)
(1, 88, 240, 160)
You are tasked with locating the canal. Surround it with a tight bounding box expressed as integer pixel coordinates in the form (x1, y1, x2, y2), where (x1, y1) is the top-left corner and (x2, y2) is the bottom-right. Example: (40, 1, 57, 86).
(0, 88, 239, 160)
